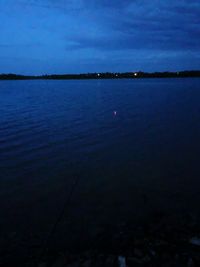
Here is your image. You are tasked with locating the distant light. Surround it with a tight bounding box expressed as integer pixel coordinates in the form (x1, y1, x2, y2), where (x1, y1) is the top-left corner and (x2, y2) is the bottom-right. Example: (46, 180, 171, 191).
(116, 74, 118, 77)
(113, 111, 117, 116)
(134, 72, 137, 76)
(97, 73, 100, 77)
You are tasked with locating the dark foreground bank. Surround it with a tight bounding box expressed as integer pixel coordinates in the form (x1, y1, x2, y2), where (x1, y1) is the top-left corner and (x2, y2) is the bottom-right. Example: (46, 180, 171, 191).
(32, 213, 200, 267)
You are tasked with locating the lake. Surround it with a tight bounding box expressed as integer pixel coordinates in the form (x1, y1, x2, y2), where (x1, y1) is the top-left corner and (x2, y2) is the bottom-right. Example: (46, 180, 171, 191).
(0, 78, 200, 265)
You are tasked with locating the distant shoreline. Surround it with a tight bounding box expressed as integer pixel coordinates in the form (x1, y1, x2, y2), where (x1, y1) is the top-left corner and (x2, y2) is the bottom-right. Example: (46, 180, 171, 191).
(1, 71, 200, 80)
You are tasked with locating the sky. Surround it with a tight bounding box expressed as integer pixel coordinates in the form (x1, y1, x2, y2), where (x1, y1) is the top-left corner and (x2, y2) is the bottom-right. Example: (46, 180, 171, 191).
(0, 0, 200, 75)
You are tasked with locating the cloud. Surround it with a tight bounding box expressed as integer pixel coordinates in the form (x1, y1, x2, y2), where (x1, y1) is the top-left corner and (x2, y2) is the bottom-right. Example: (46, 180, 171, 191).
(18, 0, 83, 9)
(61, 0, 200, 53)
(0, 43, 42, 48)
(0, 0, 200, 73)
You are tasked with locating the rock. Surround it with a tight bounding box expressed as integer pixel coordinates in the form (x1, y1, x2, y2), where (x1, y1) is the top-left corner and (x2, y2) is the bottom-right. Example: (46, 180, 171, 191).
(133, 248, 143, 258)
(50, 254, 68, 267)
(187, 257, 194, 267)
(67, 261, 81, 267)
(82, 259, 91, 267)
(126, 256, 144, 266)
(104, 255, 115, 266)
(118, 256, 126, 267)
(149, 249, 156, 257)
(38, 263, 47, 267)
(190, 237, 200, 246)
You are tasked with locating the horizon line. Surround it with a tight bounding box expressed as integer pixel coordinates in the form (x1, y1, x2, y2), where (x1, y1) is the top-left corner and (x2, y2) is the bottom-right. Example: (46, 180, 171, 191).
(1, 69, 200, 77)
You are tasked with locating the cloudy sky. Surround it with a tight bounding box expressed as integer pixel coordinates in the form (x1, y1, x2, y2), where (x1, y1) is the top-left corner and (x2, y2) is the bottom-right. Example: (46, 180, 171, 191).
(0, 0, 200, 74)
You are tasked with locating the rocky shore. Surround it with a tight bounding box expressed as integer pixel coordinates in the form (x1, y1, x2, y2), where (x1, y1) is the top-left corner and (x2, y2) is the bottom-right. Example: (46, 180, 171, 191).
(37, 213, 200, 267)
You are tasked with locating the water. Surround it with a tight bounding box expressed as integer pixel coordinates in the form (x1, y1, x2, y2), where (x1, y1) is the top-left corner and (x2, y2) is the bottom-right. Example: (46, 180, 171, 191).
(0, 78, 200, 264)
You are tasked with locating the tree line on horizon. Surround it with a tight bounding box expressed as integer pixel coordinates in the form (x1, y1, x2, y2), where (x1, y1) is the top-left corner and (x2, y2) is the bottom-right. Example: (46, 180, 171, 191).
(0, 71, 200, 80)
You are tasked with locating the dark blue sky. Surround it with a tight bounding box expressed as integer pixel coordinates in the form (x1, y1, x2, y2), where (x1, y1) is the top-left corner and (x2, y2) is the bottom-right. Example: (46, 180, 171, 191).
(0, 0, 200, 74)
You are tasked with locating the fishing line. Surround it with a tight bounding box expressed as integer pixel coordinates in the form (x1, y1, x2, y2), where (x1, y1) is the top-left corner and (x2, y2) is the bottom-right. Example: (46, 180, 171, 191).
(35, 174, 80, 267)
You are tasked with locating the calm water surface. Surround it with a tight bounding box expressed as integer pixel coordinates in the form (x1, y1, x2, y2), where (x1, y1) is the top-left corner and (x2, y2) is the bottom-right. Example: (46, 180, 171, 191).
(0, 78, 200, 264)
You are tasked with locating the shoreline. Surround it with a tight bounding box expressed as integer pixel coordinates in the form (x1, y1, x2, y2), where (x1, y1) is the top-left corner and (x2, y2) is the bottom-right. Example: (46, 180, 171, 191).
(1, 71, 200, 80)
(28, 212, 200, 267)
